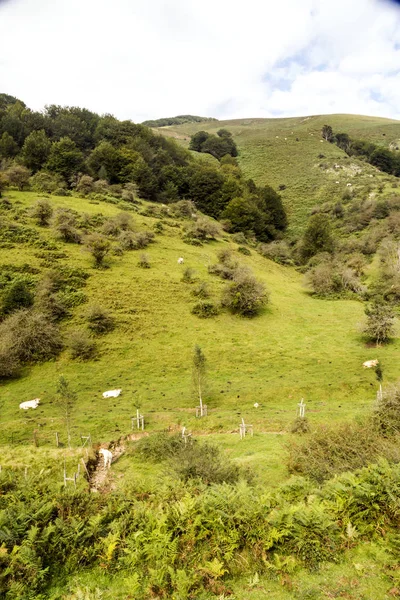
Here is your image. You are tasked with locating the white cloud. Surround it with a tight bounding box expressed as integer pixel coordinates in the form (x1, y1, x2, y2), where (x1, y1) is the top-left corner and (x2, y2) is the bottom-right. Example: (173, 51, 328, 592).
(0, 0, 400, 121)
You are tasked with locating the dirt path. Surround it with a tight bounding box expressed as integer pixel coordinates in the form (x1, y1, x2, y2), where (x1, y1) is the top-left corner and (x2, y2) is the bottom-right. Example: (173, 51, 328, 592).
(89, 432, 148, 492)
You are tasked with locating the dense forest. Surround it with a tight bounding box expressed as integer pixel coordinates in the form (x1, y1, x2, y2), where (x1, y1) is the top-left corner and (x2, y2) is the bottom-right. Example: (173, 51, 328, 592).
(0, 94, 287, 242)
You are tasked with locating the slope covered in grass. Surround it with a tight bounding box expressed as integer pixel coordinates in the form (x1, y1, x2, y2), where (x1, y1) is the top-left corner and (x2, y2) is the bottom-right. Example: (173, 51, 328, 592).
(1, 190, 398, 448)
(156, 113, 400, 234)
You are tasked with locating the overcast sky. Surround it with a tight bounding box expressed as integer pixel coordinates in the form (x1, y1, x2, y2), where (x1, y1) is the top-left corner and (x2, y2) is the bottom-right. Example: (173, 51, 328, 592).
(1, 0, 400, 122)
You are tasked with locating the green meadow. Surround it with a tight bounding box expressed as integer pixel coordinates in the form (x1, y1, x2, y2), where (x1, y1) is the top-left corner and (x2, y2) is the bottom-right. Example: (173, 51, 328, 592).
(1, 190, 396, 451)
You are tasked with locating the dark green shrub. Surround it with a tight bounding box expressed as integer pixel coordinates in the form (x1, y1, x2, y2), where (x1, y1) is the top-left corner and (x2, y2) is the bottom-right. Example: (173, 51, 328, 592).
(373, 384, 400, 436)
(53, 187, 68, 197)
(30, 171, 65, 193)
(86, 305, 115, 334)
(52, 208, 81, 243)
(153, 220, 164, 233)
(0, 309, 62, 368)
(259, 241, 292, 265)
(362, 299, 395, 345)
(68, 329, 97, 360)
(222, 269, 269, 316)
(237, 245, 251, 255)
(136, 432, 185, 462)
(1, 279, 34, 315)
(85, 233, 111, 267)
(30, 199, 53, 226)
(191, 301, 220, 318)
(102, 212, 134, 236)
(287, 421, 400, 482)
(170, 441, 241, 485)
(118, 230, 154, 250)
(184, 217, 220, 241)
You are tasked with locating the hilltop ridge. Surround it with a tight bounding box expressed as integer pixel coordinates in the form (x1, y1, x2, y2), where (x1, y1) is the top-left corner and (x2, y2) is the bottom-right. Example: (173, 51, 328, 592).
(156, 113, 400, 233)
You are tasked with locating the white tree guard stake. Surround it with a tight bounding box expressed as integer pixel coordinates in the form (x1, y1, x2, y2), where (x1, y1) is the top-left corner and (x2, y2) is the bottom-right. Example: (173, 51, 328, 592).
(196, 404, 208, 417)
(132, 408, 144, 430)
(298, 399, 306, 418)
(377, 384, 383, 402)
(181, 426, 192, 446)
(239, 417, 253, 439)
(81, 434, 92, 448)
(63, 456, 77, 488)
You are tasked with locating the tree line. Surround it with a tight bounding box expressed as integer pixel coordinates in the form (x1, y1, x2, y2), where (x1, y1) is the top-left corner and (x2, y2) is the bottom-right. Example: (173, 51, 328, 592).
(0, 93, 287, 242)
(322, 124, 400, 177)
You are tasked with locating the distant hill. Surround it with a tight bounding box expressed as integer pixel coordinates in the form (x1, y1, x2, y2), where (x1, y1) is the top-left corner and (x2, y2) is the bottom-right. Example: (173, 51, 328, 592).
(155, 113, 400, 234)
(141, 114, 218, 127)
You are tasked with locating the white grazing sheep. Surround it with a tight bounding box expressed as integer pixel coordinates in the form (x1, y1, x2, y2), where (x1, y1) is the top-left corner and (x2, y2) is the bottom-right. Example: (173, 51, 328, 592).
(336, 181, 340, 184)
(102, 389, 122, 399)
(347, 183, 352, 187)
(253, 402, 259, 408)
(99, 448, 113, 468)
(177, 257, 184, 264)
(19, 398, 40, 410)
(363, 359, 379, 369)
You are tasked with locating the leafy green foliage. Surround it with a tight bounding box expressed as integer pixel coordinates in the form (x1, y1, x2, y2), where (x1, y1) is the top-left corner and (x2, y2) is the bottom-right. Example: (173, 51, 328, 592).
(30, 198, 53, 226)
(222, 269, 269, 316)
(189, 128, 238, 160)
(191, 301, 220, 318)
(21, 129, 51, 172)
(373, 384, 400, 435)
(0, 309, 62, 377)
(363, 299, 395, 345)
(300, 214, 334, 263)
(143, 115, 217, 127)
(1, 278, 34, 315)
(46, 136, 84, 182)
(288, 421, 400, 482)
(85, 233, 111, 267)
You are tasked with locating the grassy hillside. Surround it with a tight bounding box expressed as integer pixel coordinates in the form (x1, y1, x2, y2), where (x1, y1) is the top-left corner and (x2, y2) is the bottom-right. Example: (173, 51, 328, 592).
(155, 114, 400, 234)
(1, 190, 398, 451)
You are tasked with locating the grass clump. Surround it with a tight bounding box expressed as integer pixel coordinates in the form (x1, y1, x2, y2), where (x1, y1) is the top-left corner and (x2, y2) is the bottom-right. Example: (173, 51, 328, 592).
(86, 305, 115, 335)
(191, 301, 220, 318)
(68, 329, 97, 360)
(137, 253, 151, 268)
(290, 417, 310, 434)
(181, 267, 197, 283)
(191, 280, 210, 298)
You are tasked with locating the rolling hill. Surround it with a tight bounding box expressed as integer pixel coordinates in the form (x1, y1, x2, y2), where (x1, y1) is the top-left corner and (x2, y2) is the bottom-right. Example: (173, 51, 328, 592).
(1, 188, 397, 449)
(2, 112, 400, 599)
(155, 113, 400, 234)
